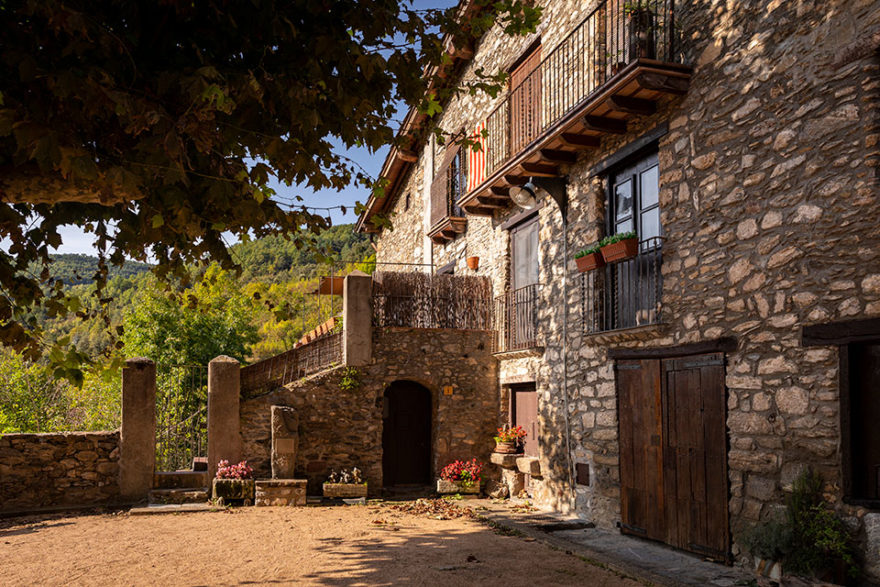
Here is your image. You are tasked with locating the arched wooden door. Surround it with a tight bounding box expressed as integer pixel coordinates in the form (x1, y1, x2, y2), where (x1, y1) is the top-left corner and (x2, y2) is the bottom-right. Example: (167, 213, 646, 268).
(382, 381, 432, 487)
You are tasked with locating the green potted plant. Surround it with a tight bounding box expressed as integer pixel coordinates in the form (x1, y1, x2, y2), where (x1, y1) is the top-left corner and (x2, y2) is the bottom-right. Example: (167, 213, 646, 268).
(213, 460, 255, 506)
(323, 467, 368, 498)
(436, 459, 483, 495)
(574, 244, 605, 273)
(493, 425, 527, 454)
(599, 231, 638, 263)
(624, 1, 656, 60)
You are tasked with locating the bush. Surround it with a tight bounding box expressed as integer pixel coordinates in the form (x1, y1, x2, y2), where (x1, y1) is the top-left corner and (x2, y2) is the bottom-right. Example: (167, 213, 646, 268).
(738, 468, 859, 581)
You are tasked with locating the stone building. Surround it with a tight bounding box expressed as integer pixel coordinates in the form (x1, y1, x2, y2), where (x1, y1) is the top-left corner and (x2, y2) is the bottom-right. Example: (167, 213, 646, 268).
(356, 0, 880, 572)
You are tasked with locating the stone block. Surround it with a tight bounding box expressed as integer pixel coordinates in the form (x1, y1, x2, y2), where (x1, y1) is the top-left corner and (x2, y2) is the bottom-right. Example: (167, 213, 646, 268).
(864, 513, 880, 583)
(255, 479, 307, 506)
(516, 457, 541, 477)
(490, 452, 519, 468)
(323, 483, 368, 498)
(271, 405, 298, 479)
(213, 478, 255, 505)
(436, 479, 480, 495)
(502, 468, 525, 497)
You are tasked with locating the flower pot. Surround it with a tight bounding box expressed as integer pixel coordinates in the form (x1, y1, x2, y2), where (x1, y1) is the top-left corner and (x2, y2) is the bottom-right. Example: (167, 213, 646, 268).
(323, 482, 368, 499)
(600, 237, 639, 263)
(213, 478, 255, 506)
(436, 479, 481, 495)
(575, 252, 605, 273)
(466, 256, 480, 270)
(494, 440, 523, 454)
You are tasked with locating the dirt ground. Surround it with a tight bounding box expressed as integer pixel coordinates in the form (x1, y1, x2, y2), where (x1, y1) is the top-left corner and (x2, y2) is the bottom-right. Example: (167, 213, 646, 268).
(0, 501, 643, 586)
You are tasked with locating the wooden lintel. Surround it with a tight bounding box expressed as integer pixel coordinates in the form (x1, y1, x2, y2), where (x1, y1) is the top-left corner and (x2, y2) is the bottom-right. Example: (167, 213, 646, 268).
(606, 95, 657, 116)
(521, 162, 559, 177)
(583, 115, 627, 134)
(396, 149, 419, 163)
(490, 185, 510, 196)
(560, 133, 601, 149)
(503, 174, 528, 186)
(539, 149, 578, 163)
(464, 205, 496, 217)
(636, 72, 689, 95)
(440, 229, 456, 238)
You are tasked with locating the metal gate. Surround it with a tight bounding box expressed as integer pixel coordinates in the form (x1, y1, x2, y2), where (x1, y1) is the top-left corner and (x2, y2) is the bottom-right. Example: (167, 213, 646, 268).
(155, 364, 208, 472)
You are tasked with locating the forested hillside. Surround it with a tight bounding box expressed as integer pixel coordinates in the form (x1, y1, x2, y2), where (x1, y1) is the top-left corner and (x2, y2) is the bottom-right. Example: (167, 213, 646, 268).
(1, 224, 372, 433)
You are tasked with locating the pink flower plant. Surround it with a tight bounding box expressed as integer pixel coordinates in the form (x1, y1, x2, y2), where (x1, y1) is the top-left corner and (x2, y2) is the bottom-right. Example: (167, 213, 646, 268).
(440, 458, 484, 487)
(215, 459, 253, 480)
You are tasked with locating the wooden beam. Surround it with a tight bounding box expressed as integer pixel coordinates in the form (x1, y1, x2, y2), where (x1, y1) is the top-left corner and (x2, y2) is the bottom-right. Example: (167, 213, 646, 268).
(476, 196, 508, 209)
(802, 317, 880, 346)
(636, 72, 689, 95)
(583, 115, 627, 134)
(560, 133, 601, 149)
(520, 162, 559, 177)
(606, 95, 657, 116)
(490, 186, 510, 197)
(607, 337, 738, 360)
(450, 44, 475, 60)
(539, 149, 577, 163)
(396, 149, 419, 163)
(503, 174, 528, 186)
(463, 205, 496, 217)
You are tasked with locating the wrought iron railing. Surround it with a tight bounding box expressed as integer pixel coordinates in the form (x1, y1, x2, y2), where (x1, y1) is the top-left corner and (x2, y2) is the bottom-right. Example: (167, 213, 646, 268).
(493, 284, 540, 352)
(482, 0, 677, 179)
(582, 236, 663, 334)
(155, 364, 208, 472)
(371, 272, 493, 330)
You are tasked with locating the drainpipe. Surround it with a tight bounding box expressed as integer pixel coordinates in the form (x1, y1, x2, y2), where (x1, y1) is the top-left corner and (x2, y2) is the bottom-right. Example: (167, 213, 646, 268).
(522, 177, 577, 509)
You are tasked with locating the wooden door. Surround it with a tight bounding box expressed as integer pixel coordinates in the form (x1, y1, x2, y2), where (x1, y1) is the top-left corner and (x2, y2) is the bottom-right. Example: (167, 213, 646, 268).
(382, 381, 432, 486)
(850, 343, 880, 500)
(510, 218, 539, 348)
(509, 45, 542, 153)
(617, 353, 729, 561)
(512, 384, 539, 458)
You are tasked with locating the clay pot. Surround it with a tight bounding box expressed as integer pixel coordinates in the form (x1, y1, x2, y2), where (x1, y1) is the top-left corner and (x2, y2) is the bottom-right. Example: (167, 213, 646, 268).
(600, 237, 639, 263)
(575, 252, 605, 273)
(466, 256, 480, 270)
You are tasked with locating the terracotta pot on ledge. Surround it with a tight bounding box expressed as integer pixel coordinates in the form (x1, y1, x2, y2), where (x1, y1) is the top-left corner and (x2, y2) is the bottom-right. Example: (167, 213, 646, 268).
(494, 440, 523, 454)
(600, 237, 639, 263)
(466, 256, 480, 270)
(575, 253, 605, 273)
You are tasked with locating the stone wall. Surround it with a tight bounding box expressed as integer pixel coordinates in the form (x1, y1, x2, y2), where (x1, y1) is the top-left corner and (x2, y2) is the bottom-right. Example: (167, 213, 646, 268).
(240, 327, 502, 495)
(0, 432, 120, 513)
(369, 0, 880, 571)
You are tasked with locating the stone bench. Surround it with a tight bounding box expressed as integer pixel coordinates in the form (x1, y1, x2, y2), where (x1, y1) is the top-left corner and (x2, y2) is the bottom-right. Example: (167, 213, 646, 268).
(255, 479, 307, 506)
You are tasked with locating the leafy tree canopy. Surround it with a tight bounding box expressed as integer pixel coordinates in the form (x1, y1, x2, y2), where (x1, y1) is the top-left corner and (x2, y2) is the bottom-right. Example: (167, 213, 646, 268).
(0, 0, 541, 373)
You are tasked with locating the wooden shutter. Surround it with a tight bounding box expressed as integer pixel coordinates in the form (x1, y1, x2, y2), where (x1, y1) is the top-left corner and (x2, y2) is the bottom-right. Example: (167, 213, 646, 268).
(509, 45, 542, 153)
(429, 145, 460, 228)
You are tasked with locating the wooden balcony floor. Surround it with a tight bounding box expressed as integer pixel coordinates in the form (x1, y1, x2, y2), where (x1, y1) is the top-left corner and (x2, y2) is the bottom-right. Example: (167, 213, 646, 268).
(460, 59, 692, 216)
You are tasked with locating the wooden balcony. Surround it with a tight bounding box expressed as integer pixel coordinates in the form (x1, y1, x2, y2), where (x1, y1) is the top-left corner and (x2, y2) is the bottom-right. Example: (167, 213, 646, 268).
(460, 0, 691, 216)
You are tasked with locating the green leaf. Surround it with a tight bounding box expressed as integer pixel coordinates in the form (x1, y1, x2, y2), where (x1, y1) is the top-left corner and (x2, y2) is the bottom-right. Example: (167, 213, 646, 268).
(152, 215, 164, 228)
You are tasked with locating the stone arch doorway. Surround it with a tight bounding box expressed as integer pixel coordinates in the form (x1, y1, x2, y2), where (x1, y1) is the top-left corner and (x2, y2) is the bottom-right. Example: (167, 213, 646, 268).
(382, 380, 432, 487)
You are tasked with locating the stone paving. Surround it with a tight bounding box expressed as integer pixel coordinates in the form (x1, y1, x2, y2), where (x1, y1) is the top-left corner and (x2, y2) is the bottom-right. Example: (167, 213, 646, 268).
(469, 499, 754, 587)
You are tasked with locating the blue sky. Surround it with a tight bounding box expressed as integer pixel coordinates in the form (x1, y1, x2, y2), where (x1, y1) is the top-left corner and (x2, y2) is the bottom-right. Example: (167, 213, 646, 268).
(49, 0, 458, 255)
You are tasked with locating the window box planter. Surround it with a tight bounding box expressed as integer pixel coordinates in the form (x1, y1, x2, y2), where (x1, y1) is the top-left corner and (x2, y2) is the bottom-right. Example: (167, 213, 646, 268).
(213, 478, 255, 506)
(600, 237, 638, 263)
(575, 252, 605, 273)
(436, 479, 481, 495)
(323, 482, 368, 499)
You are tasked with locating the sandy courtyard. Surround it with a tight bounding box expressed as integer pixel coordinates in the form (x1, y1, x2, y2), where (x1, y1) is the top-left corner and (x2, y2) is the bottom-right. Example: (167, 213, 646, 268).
(0, 502, 643, 586)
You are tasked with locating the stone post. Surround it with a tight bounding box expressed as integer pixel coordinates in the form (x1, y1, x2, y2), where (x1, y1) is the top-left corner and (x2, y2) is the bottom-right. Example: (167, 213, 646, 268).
(119, 357, 156, 502)
(343, 270, 372, 366)
(207, 355, 242, 483)
(271, 405, 299, 479)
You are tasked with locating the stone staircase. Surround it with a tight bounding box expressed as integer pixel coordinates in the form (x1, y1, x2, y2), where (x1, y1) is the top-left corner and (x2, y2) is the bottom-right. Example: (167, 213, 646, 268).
(149, 461, 210, 505)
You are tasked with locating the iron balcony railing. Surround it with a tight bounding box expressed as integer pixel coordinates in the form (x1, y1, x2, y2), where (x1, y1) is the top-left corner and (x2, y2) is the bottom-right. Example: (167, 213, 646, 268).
(481, 0, 677, 179)
(582, 236, 663, 334)
(494, 283, 540, 352)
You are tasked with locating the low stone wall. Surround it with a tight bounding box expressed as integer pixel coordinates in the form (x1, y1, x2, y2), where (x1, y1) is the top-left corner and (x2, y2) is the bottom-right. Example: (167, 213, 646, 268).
(0, 431, 120, 513)
(240, 327, 502, 495)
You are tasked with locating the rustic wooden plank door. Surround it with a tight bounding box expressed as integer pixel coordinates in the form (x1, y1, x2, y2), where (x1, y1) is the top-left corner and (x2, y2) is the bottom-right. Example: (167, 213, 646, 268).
(382, 381, 432, 487)
(661, 353, 729, 561)
(617, 359, 665, 541)
(509, 45, 542, 154)
(512, 383, 539, 492)
(617, 354, 729, 562)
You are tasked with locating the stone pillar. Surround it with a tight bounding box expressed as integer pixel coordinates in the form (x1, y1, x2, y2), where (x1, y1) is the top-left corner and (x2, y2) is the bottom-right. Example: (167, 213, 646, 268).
(119, 357, 156, 502)
(271, 406, 299, 479)
(343, 270, 372, 367)
(207, 355, 242, 482)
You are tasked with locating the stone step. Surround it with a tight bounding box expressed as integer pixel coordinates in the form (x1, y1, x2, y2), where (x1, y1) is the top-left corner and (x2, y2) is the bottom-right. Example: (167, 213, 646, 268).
(153, 471, 209, 489)
(148, 488, 209, 505)
(131, 503, 216, 515)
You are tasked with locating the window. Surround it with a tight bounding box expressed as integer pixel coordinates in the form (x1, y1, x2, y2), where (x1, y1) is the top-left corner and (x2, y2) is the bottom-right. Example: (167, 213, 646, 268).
(428, 142, 467, 242)
(608, 150, 661, 248)
(843, 342, 880, 505)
